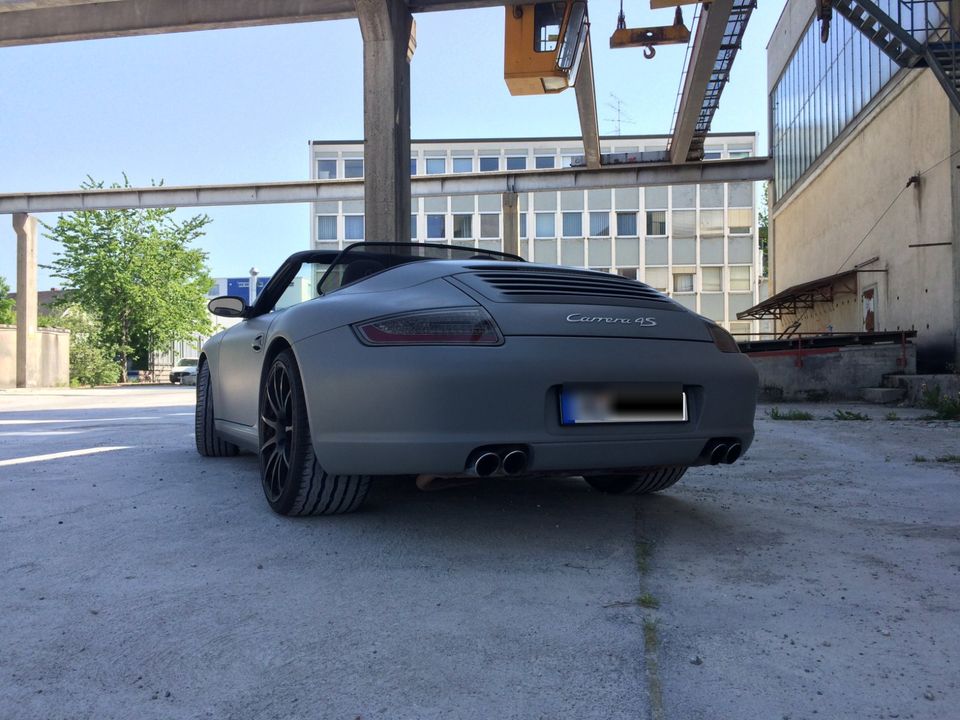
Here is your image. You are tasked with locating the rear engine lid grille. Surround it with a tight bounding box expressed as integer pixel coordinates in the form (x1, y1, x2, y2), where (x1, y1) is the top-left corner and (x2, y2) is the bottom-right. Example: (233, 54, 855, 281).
(466, 268, 670, 303)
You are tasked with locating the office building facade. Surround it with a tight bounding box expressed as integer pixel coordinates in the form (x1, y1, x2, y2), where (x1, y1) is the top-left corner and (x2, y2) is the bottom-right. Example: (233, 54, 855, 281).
(310, 134, 761, 334)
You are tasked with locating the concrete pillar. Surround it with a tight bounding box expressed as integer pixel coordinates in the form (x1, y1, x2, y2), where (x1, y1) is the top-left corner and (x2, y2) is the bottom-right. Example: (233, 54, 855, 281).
(13, 212, 39, 388)
(356, 0, 414, 243)
(502, 192, 520, 257)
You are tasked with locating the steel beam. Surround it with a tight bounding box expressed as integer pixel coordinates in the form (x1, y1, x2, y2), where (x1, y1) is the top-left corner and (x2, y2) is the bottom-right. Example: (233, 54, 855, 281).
(356, 0, 413, 243)
(0, 0, 513, 47)
(669, 0, 733, 164)
(0, 158, 773, 213)
(574, 35, 601, 170)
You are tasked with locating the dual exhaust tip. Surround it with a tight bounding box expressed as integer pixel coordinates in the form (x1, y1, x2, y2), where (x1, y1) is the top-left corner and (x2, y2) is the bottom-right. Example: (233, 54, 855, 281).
(708, 440, 742, 466)
(469, 448, 528, 477)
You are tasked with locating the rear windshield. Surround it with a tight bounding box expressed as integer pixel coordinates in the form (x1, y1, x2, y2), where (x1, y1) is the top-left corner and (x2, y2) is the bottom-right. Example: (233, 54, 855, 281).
(318, 242, 522, 295)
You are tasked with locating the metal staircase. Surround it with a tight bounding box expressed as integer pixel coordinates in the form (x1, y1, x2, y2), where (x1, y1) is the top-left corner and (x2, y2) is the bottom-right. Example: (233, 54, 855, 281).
(827, 0, 960, 113)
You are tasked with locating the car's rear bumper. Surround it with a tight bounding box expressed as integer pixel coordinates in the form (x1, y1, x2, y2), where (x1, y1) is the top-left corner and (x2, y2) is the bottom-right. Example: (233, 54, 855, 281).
(294, 330, 758, 476)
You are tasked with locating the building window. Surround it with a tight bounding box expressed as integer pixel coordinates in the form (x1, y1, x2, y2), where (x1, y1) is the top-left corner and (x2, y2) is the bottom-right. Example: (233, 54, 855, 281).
(562, 212, 582, 237)
(427, 214, 446, 239)
(520, 214, 528, 238)
(728, 208, 753, 234)
(426, 158, 446, 175)
(453, 157, 473, 173)
(410, 215, 417, 239)
(703, 150, 722, 160)
(506, 156, 527, 171)
(453, 214, 473, 239)
(535, 156, 556, 169)
(702, 267, 722, 292)
(646, 210, 666, 236)
(699, 210, 724, 236)
(617, 268, 639, 280)
(535, 212, 555, 238)
(479, 156, 500, 172)
(480, 213, 500, 238)
(729, 266, 751, 291)
(317, 159, 337, 180)
(317, 215, 337, 241)
(616, 212, 637, 237)
(410, 158, 417, 176)
(589, 212, 610, 237)
(344, 159, 364, 179)
(344, 215, 364, 240)
(645, 267, 669, 291)
(673, 272, 695, 293)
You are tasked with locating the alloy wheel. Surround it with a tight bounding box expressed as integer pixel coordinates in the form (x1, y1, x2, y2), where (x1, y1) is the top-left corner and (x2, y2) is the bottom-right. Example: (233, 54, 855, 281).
(260, 361, 294, 502)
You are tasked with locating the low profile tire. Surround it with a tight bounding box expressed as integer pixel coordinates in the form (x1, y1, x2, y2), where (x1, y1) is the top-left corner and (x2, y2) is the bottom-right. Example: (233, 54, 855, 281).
(259, 349, 371, 516)
(195, 361, 239, 458)
(585, 466, 687, 495)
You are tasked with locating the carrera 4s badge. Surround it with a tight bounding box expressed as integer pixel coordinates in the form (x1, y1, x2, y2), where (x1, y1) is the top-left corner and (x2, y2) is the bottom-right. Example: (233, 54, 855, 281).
(566, 313, 657, 326)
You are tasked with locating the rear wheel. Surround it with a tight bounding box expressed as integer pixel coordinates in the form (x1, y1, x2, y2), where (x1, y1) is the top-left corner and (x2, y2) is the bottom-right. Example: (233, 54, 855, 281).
(259, 350, 371, 516)
(195, 360, 239, 457)
(584, 466, 687, 495)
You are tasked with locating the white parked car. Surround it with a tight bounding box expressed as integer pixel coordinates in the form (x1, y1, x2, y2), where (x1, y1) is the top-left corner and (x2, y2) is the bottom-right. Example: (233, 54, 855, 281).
(169, 358, 199, 384)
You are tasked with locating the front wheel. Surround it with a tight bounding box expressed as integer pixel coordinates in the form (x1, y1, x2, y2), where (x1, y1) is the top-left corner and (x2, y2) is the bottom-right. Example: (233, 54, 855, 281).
(584, 466, 687, 495)
(259, 350, 371, 516)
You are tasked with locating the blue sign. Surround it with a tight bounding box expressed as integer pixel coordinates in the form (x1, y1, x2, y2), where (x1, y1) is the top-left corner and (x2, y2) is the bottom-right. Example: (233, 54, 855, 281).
(226, 276, 271, 298)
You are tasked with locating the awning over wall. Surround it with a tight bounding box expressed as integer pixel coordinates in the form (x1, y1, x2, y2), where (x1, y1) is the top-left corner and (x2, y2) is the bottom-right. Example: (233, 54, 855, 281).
(737, 269, 860, 321)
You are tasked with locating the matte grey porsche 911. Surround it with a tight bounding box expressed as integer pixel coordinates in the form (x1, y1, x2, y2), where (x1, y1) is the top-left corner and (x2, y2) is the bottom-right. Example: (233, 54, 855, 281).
(196, 242, 758, 516)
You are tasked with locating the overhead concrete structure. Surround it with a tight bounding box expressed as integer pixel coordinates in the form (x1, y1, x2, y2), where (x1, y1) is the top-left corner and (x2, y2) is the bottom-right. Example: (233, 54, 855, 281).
(0, 0, 517, 46)
(0, 158, 773, 213)
(356, 0, 414, 245)
(13, 213, 39, 388)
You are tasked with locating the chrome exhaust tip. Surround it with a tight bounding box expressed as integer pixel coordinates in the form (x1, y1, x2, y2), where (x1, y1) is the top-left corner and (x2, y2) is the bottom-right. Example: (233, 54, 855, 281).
(501, 450, 528, 476)
(709, 443, 728, 465)
(724, 442, 742, 464)
(471, 452, 501, 477)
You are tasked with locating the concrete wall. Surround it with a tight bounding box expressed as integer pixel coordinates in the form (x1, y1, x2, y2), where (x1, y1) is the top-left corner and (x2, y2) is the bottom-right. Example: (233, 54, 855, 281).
(749, 343, 917, 402)
(0, 325, 70, 388)
(770, 70, 959, 371)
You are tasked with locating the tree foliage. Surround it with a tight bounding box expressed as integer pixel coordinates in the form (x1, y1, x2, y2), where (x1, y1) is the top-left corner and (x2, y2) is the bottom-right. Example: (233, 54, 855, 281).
(758, 184, 770, 277)
(39, 304, 120, 386)
(44, 177, 214, 380)
(0, 276, 14, 325)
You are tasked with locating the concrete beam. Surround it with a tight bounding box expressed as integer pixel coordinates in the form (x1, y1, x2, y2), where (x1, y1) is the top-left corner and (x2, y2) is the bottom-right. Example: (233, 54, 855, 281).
(669, 0, 733, 164)
(0, 0, 513, 47)
(13, 213, 39, 388)
(356, 0, 413, 243)
(574, 35, 601, 170)
(501, 192, 519, 256)
(0, 158, 774, 213)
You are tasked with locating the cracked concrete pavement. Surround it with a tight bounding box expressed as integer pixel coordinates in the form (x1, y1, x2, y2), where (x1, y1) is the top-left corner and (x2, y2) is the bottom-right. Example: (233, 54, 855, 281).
(0, 387, 957, 719)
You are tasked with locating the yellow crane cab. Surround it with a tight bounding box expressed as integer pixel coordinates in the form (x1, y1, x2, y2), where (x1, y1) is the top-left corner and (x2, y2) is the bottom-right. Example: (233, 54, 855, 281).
(504, 1, 590, 96)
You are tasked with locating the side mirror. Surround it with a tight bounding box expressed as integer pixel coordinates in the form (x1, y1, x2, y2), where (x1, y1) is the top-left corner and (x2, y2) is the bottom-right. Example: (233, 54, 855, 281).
(208, 295, 248, 318)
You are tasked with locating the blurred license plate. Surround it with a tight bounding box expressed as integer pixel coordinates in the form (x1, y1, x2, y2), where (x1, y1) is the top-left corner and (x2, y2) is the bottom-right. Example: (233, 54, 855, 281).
(559, 383, 687, 424)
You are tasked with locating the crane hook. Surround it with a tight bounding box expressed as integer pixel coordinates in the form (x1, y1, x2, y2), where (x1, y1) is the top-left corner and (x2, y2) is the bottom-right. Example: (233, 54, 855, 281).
(643, 45, 656, 59)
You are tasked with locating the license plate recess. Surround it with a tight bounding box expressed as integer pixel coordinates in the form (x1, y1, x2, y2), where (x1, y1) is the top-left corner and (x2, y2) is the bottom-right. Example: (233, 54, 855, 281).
(559, 382, 687, 425)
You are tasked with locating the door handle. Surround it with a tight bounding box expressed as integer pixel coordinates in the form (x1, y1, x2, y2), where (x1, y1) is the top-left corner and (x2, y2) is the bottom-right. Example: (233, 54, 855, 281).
(252, 334, 264, 352)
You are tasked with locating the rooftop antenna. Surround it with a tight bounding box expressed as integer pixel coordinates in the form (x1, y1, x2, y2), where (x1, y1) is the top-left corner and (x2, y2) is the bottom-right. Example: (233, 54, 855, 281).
(603, 93, 636, 136)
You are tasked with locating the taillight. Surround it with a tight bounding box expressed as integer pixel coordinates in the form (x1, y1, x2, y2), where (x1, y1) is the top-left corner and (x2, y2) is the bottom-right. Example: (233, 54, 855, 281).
(353, 307, 503, 346)
(706, 322, 741, 353)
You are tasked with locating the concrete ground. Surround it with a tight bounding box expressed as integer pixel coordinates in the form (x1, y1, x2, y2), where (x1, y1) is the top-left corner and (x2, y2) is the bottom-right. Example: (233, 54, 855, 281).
(0, 387, 957, 720)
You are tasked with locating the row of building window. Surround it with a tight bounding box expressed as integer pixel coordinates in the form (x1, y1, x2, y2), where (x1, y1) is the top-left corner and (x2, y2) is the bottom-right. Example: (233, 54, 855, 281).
(317, 210, 753, 242)
(316, 154, 756, 180)
(771, 5, 917, 199)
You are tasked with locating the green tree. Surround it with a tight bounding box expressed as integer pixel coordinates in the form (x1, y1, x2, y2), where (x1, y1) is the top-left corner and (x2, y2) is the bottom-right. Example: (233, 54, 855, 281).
(39, 303, 120, 386)
(758, 184, 769, 277)
(44, 176, 214, 381)
(0, 276, 14, 325)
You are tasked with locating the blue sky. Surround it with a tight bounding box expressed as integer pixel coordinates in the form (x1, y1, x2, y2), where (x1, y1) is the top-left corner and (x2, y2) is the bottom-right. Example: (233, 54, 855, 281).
(0, 0, 785, 289)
